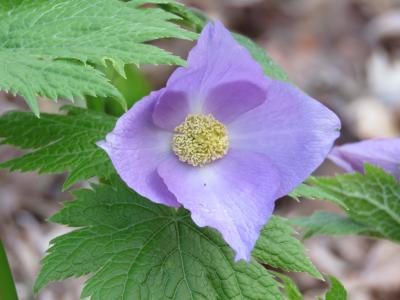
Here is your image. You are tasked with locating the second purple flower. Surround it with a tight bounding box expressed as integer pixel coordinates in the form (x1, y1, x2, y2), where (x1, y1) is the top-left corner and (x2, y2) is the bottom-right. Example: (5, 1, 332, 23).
(98, 21, 341, 261)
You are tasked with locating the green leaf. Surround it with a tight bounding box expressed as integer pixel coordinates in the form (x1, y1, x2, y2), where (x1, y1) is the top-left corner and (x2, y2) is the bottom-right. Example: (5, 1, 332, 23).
(0, 241, 19, 300)
(159, 2, 208, 32)
(290, 165, 400, 242)
(291, 211, 382, 239)
(35, 176, 282, 300)
(131, 0, 180, 5)
(274, 273, 304, 300)
(0, 107, 116, 189)
(289, 181, 346, 208)
(0, 56, 121, 116)
(325, 276, 347, 300)
(0, 0, 196, 115)
(253, 216, 322, 279)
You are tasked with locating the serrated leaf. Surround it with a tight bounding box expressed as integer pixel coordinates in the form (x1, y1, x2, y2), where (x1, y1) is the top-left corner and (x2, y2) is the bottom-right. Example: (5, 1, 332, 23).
(0, 56, 122, 116)
(0, 107, 116, 189)
(159, 2, 208, 32)
(274, 273, 304, 300)
(325, 276, 347, 300)
(289, 181, 346, 208)
(291, 211, 383, 239)
(0, 0, 196, 115)
(291, 165, 400, 243)
(35, 176, 282, 300)
(253, 216, 322, 279)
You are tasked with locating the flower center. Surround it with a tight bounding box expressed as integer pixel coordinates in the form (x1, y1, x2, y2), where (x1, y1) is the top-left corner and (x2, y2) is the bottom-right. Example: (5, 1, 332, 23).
(172, 114, 229, 166)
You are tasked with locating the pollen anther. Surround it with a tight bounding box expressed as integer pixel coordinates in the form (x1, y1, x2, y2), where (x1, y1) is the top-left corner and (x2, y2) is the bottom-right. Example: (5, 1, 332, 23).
(172, 114, 229, 166)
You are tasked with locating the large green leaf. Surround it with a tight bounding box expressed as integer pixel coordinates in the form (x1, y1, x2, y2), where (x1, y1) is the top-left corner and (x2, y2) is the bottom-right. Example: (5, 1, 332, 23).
(291, 165, 400, 242)
(35, 176, 283, 300)
(253, 217, 322, 279)
(0, 0, 195, 115)
(0, 107, 116, 189)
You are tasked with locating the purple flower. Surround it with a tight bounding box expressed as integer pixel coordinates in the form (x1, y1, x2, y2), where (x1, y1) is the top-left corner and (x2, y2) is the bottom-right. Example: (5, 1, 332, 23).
(98, 21, 340, 261)
(328, 138, 400, 179)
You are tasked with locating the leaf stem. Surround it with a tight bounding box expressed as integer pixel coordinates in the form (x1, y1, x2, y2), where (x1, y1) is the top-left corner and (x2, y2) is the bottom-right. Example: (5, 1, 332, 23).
(0, 239, 19, 300)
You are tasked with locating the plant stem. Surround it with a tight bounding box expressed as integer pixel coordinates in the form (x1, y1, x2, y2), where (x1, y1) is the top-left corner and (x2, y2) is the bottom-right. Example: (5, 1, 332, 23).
(0, 240, 18, 300)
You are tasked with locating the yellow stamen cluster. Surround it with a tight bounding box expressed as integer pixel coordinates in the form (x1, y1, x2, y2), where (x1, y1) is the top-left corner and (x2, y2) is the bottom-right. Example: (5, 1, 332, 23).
(172, 114, 229, 167)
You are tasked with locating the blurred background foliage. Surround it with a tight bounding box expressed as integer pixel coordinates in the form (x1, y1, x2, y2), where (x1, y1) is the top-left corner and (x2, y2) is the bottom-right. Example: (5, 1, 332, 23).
(86, 63, 151, 116)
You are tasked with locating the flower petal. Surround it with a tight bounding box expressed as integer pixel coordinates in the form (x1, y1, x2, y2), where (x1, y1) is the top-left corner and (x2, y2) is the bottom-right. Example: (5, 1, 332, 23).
(152, 90, 190, 131)
(157, 149, 280, 261)
(229, 78, 341, 197)
(203, 81, 267, 124)
(328, 138, 400, 179)
(163, 21, 267, 117)
(328, 147, 358, 173)
(98, 89, 179, 207)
